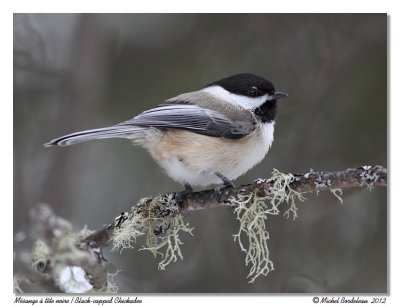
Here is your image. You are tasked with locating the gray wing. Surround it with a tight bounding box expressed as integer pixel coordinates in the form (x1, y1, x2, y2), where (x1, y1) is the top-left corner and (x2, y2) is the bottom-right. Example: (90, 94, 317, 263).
(118, 102, 255, 139)
(45, 92, 256, 146)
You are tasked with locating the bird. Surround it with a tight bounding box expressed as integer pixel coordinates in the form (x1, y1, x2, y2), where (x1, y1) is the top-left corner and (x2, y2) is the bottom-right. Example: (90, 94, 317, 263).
(45, 73, 287, 191)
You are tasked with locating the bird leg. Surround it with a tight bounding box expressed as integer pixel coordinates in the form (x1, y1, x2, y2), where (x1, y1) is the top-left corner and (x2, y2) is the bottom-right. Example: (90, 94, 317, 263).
(174, 182, 194, 207)
(214, 172, 235, 192)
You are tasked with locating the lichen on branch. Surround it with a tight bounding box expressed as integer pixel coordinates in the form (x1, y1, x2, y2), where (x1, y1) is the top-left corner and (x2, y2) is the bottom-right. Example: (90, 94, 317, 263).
(232, 169, 307, 282)
(111, 193, 194, 270)
(16, 166, 387, 292)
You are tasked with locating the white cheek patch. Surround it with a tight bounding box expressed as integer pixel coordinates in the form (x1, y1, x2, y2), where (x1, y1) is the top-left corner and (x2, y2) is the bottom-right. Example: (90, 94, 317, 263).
(202, 85, 269, 110)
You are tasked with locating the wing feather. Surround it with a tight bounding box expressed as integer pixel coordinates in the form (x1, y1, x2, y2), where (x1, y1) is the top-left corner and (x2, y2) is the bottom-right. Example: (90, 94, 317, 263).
(45, 95, 256, 146)
(118, 103, 255, 139)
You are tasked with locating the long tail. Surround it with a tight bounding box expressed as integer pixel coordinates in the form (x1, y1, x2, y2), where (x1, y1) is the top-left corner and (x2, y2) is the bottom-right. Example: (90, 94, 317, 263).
(44, 125, 145, 147)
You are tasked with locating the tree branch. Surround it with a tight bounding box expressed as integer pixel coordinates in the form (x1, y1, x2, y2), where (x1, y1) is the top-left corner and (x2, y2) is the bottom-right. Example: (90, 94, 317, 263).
(17, 165, 386, 292)
(83, 165, 387, 247)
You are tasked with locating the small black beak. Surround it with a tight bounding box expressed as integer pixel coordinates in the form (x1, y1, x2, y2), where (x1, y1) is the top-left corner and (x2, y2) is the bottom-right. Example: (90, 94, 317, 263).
(272, 91, 288, 100)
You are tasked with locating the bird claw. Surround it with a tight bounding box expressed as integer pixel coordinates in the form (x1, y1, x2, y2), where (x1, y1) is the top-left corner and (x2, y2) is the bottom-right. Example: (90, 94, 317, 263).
(213, 181, 235, 194)
(174, 183, 194, 205)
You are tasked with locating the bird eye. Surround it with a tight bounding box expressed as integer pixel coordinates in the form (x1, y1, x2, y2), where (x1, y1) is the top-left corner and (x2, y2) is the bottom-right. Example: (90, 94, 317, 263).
(249, 86, 258, 97)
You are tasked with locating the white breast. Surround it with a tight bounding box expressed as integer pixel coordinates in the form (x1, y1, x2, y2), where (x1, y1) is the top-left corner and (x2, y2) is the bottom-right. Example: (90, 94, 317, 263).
(153, 122, 275, 187)
(223, 121, 274, 180)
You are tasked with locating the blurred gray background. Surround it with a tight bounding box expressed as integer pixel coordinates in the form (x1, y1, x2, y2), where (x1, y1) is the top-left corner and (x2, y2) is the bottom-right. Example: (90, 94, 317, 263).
(13, 13, 387, 293)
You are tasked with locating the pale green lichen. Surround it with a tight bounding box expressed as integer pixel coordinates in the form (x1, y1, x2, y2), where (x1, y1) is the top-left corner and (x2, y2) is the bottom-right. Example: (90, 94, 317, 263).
(330, 188, 344, 204)
(13, 275, 24, 293)
(268, 169, 306, 220)
(106, 269, 121, 293)
(72, 225, 95, 241)
(232, 169, 307, 283)
(140, 213, 193, 270)
(111, 202, 147, 253)
(32, 239, 51, 268)
(232, 193, 274, 283)
(111, 194, 194, 270)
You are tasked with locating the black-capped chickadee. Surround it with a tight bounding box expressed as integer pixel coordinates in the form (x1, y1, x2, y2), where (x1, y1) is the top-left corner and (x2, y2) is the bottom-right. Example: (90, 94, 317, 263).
(45, 73, 287, 191)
